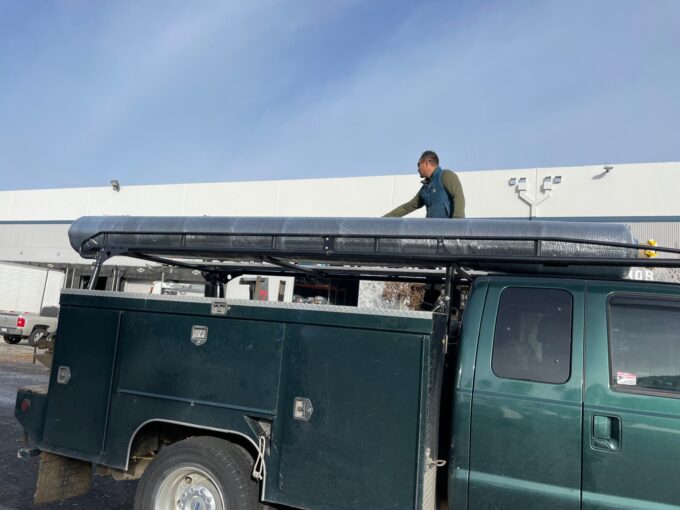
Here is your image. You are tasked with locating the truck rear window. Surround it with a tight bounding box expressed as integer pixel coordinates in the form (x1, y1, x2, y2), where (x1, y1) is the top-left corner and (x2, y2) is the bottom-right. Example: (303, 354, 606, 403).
(609, 296, 680, 397)
(492, 287, 573, 384)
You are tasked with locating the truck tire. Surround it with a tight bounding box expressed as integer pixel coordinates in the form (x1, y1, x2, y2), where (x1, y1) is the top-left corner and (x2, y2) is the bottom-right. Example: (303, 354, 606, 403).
(134, 436, 262, 510)
(27, 328, 47, 347)
(3, 335, 22, 345)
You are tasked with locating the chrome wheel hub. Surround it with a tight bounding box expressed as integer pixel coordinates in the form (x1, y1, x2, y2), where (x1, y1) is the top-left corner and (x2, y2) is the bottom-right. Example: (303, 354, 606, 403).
(155, 466, 225, 510)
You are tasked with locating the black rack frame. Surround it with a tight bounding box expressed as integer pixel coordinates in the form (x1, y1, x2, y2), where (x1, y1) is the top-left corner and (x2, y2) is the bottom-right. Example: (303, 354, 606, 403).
(76, 228, 680, 295)
(73, 223, 680, 335)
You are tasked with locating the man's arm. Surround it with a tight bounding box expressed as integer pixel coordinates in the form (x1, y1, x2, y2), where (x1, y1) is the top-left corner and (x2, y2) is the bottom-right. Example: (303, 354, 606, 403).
(383, 193, 423, 217)
(441, 170, 465, 218)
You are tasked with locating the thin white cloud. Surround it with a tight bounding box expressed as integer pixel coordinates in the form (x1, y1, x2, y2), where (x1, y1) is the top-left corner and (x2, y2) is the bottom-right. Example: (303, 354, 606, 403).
(237, 1, 680, 179)
(0, 1, 678, 190)
(66, 4, 269, 159)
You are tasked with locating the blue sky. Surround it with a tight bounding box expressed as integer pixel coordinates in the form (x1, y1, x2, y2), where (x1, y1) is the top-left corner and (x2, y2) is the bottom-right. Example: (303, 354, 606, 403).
(1, 0, 679, 190)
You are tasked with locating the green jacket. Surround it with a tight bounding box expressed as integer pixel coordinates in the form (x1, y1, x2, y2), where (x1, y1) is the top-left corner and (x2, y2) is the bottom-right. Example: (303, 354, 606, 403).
(384, 169, 466, 218)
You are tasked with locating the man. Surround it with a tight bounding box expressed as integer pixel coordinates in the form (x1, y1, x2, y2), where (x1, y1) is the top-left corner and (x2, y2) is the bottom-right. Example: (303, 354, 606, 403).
(384, 150, 465, 218)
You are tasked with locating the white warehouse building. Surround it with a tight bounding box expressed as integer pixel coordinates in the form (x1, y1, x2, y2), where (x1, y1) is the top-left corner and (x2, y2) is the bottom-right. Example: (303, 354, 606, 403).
(0, 161, 678, 299)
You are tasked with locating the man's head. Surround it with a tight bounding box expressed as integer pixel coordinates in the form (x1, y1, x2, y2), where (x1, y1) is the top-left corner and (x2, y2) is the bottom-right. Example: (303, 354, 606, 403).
(417, 150, 439, 179)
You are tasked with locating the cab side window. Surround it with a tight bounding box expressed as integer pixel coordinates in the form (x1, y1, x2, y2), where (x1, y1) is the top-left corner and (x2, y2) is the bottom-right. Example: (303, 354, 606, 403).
(492, 287, 573, 384)
(609, 296, 680, 397)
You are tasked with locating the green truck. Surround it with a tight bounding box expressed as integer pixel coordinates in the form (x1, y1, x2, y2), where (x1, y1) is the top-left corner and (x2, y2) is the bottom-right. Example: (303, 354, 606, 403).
(14, 216, 680, 510)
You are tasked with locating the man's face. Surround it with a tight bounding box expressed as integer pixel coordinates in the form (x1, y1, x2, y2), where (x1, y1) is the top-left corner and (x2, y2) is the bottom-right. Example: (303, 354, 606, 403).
(417, 159, 437, 179)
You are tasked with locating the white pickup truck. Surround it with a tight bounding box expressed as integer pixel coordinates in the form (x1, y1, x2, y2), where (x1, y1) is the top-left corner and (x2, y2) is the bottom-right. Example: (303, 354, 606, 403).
(0, 262, 64, 345)
(0, 306, 59, 345)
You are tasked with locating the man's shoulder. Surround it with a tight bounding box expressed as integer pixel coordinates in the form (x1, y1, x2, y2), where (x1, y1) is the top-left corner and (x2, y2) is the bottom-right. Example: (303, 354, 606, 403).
(441, 169, 460, 180)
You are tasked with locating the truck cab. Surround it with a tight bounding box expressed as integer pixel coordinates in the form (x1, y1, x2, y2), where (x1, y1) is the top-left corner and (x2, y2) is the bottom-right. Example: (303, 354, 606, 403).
(14, 216, 680, 509)
(452, 275, 680, 509)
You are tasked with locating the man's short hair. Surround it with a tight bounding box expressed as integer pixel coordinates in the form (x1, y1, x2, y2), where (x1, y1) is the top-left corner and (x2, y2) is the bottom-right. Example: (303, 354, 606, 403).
(419, 150, 439, 166)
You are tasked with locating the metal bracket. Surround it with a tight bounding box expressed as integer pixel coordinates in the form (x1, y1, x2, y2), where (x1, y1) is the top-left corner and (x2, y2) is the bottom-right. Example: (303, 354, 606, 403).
(442, 265, 457, 355)
(324, 236, 335, 254)
(425, 447, 447, 471)
(202, 271, 231, 298)
(293, 397, 314, 421)
(88, 250, 105, 290)
(87, 246, 127, 290)
(210, 301, 229, 316)
(56, 366, 71, 385)
(17, 447, 41, 459)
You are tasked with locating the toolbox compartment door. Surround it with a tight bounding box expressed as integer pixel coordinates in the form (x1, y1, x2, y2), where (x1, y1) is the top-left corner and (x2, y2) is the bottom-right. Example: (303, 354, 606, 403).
(42, 306, 120, 458)
(266, 320, 436, 510)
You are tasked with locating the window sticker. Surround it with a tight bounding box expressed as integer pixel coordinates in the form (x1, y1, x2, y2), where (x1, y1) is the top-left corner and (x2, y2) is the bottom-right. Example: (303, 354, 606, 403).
(617, 371, 637, 386)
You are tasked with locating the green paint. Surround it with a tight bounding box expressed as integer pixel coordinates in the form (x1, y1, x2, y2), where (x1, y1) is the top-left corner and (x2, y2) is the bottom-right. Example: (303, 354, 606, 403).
(15, 275, 680, 509)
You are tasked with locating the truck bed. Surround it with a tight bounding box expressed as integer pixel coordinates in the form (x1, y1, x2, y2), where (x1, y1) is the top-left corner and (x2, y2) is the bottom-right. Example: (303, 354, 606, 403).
(18, 290, 447, 510)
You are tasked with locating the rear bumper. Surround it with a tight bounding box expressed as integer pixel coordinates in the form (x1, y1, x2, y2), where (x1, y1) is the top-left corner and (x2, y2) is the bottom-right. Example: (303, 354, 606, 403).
(0, 326, 23, 336)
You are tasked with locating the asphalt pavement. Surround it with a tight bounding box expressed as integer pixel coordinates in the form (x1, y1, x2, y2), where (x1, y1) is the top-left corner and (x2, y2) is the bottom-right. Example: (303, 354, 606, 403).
(0, 342, 136, 509)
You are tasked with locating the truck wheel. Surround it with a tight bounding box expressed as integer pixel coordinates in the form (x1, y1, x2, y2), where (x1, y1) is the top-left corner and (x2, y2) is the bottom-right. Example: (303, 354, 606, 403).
(27, 328, 47, 347)
(134, 436, 262, 510)
(3, 335, 22, 345)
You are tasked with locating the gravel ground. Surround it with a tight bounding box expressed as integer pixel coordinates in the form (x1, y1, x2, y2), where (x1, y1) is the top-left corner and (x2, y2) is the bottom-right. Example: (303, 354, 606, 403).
(0, 341, 136, 510)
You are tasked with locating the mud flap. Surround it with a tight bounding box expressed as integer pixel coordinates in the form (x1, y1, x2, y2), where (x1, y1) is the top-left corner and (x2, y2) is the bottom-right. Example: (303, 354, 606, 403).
(34, 452, 92, 504)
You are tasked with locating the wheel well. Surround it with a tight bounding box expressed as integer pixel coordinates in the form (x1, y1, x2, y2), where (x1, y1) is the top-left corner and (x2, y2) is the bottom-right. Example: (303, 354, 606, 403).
(128, 421, 258, 465)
